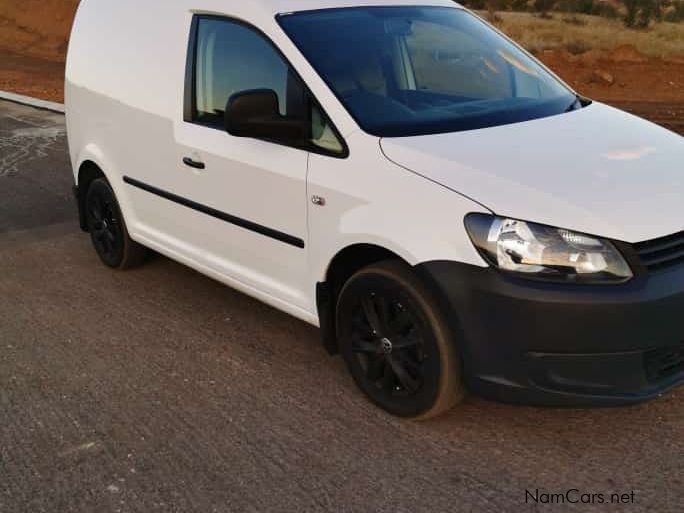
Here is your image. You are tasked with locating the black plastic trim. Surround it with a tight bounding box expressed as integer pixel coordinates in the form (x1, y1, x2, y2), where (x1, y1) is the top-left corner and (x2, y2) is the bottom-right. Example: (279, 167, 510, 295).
(183, 14, 349, 159)
(72, 184, 88, 232)
(316, 282, 339, 355)
(417, 259, 684, 406)
(123, 176, 305, 249)
(182, 157, 206, 170)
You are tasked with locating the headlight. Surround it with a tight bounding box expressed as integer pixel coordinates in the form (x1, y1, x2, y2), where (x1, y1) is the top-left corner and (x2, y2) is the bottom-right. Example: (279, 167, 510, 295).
(465, 214, 633, 283)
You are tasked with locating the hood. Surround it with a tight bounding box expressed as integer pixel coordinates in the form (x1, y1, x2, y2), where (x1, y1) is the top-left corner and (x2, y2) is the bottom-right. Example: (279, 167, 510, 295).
(381, 102, 684, 243)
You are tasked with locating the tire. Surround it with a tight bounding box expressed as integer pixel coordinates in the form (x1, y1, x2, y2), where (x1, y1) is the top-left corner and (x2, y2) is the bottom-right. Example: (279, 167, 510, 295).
(336, 260, 465, 419)
(84, 178, 147, 269)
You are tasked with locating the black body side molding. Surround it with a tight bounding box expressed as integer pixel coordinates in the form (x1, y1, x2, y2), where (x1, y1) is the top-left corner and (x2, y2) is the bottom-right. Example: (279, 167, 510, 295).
(123, 176, 305, 249)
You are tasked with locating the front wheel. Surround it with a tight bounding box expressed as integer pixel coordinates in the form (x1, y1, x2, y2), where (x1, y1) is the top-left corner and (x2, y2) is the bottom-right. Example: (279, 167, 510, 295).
(336, 260, 464, 419)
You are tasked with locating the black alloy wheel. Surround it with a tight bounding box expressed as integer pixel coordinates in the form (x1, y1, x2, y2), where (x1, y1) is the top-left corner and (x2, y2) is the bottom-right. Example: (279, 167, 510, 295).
(352, 292, 425, 395)
(337, 260, 464, 419)
(85, 178, 147, 269)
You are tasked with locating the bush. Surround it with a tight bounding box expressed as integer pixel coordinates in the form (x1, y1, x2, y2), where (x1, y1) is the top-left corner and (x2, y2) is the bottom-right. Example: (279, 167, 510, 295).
(555, 0, 620, 17)
(574, 0, 596, 14)
(593, 3, 620, 18)
(534, 0, 558, 14)
(623, 0, 664, 28)
(510, 0, 531, 10)
(487, 0, 511, 11)
(566, 40, 592, 53)
(664, 1, 684, 21)
(458, 0, 488, 8)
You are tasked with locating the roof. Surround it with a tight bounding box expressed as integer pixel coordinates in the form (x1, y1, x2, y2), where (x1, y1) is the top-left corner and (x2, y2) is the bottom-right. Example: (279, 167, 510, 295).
(259, 0, 460, 15)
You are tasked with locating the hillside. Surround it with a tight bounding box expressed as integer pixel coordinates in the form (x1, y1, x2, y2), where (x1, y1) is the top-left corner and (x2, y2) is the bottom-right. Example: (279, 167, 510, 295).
(0, 0, 79, 61)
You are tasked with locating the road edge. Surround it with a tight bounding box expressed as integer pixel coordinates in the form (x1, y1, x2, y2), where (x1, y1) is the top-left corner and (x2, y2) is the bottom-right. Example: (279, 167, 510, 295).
(0, 90, 65, 114)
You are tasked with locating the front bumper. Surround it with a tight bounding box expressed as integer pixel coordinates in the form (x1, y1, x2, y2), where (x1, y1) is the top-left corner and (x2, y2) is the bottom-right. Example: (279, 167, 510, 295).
(418, 261, 684, 406)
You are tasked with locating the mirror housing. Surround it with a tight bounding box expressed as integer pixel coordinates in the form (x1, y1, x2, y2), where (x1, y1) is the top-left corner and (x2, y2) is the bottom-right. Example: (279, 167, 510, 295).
(225, 89, 306, 141)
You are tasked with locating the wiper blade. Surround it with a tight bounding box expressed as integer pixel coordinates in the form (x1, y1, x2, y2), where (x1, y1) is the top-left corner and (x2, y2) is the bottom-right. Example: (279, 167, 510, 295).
(565, 94, 592, 112)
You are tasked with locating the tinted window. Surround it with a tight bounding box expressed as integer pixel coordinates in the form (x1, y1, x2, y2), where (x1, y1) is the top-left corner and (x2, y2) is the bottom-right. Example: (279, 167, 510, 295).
(278, 7, 579, 137)
(190, 17, 344, 155)
(311, 104, 344, 154)
(195, 18, 292, 125)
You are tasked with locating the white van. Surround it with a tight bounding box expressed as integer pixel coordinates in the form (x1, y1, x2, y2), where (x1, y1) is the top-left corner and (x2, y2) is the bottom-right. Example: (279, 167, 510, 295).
(66, 0, 684, 418)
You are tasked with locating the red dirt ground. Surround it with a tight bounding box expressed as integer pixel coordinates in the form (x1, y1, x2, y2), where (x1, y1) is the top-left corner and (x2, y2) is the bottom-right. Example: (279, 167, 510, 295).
(539, 48, 684, 134)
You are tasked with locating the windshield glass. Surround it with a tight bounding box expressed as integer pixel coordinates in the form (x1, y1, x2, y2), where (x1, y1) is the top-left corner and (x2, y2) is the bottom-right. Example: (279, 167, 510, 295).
(278, 7, 579, 137)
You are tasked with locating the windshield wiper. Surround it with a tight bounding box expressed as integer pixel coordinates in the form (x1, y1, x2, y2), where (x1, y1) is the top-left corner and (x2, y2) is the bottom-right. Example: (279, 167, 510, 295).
(565, 94, 592, 112)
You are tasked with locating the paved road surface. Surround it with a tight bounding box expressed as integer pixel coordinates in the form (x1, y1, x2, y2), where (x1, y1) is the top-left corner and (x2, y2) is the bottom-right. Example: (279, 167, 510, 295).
(1, 100, 682, 513)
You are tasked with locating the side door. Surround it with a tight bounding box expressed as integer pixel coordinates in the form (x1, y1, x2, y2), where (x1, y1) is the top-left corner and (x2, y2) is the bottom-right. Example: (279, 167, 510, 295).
(170, 17, 314, 310)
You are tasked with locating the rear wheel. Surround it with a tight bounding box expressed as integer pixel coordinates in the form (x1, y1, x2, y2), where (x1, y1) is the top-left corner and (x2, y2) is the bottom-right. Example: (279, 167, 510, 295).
(336, 260, 464, 419)
(85, 178, 147, 269)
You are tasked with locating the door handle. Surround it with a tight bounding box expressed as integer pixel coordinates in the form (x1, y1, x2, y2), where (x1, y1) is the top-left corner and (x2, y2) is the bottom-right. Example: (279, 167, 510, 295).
(183, 157, 205, 170)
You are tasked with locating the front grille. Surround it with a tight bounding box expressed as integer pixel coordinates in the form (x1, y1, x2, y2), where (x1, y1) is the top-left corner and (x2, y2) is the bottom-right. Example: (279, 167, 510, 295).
(644, 344, 684, 383)
(634, 231, 684, 272)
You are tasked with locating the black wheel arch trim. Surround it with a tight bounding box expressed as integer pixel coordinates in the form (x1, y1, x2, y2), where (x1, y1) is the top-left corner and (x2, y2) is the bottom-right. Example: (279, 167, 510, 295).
(316, 282, 338, 355)
(123, 176, 305, 249)
(72, 185, 88, 232)
(316, 251, 469, 359)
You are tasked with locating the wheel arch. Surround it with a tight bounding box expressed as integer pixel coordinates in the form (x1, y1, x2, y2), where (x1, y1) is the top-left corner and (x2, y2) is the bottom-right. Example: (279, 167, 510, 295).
(75, 160, 106, 231)
(73, 143, 127, 232)
(316, 243, 409, 355)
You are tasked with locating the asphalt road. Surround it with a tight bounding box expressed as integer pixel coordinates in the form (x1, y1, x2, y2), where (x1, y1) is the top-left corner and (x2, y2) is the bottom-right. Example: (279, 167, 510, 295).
(0, 99, 682, 513)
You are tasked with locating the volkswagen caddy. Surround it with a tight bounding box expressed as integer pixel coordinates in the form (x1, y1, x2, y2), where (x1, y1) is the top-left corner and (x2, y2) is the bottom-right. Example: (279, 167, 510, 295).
(66, 0, 684, 418)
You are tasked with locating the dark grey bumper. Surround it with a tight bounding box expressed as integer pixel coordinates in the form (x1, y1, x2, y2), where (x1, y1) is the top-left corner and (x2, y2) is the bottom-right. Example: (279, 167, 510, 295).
(417, 261, 684, 406)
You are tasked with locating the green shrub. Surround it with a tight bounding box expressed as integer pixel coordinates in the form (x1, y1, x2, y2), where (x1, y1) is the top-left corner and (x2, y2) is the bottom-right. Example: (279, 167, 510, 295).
(510, 0, 531, 11)
(623, 0, 664, 28)
(593, 3, 620, 18)
(555, 0, 620, 16)
(488, 0, 512, 10)
(664, 1, 684, 22)
(574, 0, 596, 14)
(535, 0, 558, 14)
(458, 0, 488, 8)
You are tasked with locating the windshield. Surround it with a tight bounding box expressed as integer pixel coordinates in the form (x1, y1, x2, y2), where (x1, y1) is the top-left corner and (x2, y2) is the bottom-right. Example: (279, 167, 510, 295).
(278, 7, 579, 137)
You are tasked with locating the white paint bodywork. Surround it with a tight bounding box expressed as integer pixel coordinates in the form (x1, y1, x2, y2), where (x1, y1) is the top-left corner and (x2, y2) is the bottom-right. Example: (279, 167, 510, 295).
(382, 102, 684, 243)
(66, 0, 683, 326)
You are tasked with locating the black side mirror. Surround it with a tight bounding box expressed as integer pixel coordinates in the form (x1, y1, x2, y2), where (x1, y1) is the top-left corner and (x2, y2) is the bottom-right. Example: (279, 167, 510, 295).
(225, 89, 306, 141)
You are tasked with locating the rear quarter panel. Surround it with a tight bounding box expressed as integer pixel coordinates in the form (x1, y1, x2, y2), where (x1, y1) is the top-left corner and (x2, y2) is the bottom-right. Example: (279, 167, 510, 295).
(65, 0, 190, 227)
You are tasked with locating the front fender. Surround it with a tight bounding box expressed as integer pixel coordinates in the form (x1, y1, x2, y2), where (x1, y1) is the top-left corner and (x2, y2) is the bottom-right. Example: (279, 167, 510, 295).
(307, 132, 490, 291)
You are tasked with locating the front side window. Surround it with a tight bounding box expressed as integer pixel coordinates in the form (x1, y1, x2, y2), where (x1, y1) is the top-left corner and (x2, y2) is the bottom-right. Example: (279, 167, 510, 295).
(190, 17, 344, 155)
(278, 7, 579, 137)
(195, 18, 291, 125)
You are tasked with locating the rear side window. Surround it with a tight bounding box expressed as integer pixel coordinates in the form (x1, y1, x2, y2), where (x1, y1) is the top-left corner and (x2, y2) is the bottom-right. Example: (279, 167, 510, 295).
(185, 16, 346, 156)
